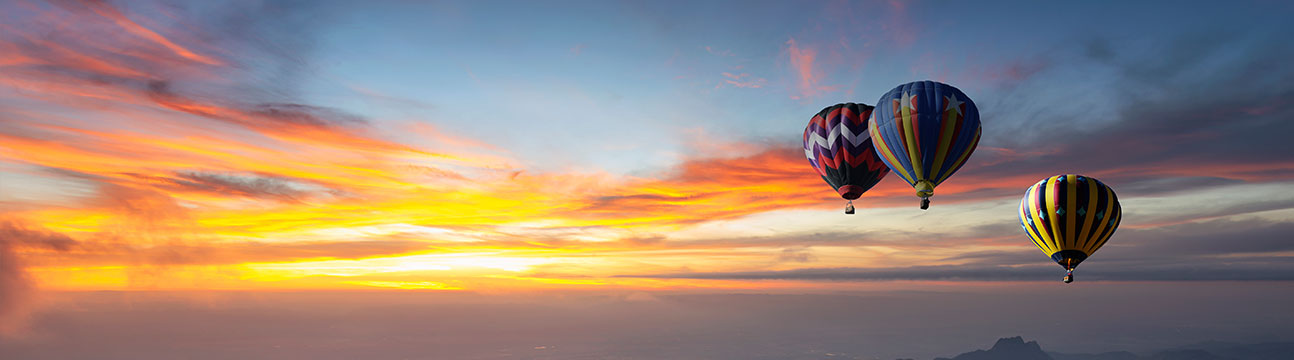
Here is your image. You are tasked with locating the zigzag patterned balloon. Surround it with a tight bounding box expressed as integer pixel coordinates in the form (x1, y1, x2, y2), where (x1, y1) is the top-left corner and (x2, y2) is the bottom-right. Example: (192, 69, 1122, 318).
(803, 103, 890, 214)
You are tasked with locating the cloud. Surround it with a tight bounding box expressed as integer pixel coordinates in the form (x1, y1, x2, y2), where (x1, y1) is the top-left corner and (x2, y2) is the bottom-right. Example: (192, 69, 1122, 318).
(618, 234, 666, 246)
(879, 0, 916, 47)
(778, 0, 924, 99)
(2, 0, 1068, 235)
(172, 172, 316, 201)
(569, 132, 1282, 225)
(618, 262, 1294, 282)
(146, 81, 366, 128)
(970, 58, 1051, 86)
(832, 32, 1294, 211)
(704, 45, 735, 57)
(0, 221, 79, 335)
(969, 32, 1294, 190)
(0, 222, 78, 251)
(559, 143, 851, 225)
(0, 0, 419, 155)
(0, 236, 33, 336)
(1098, 218, 1294, 260)
(2, 214, 436, 275)
(619, 265, 1049, 281)
(777, 247, 817, 263)
(620, 216, 1294, 282)
(22, 238, 436, 268)
(70, 0, 224, 65)
(126, 171, 337, 203)
(784, 38, 838, 99)
(720, 72, 766, 89)
(2, 0, 1292, 294)
(142, 81, 423, 154)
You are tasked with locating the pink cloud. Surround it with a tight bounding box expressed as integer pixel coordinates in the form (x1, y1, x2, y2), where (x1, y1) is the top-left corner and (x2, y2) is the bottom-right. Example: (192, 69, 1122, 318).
(880, 0, 917, 47)
(723, 79, 766, 88)
(720, 72, 766, 88)
(785, 38, 839, 99)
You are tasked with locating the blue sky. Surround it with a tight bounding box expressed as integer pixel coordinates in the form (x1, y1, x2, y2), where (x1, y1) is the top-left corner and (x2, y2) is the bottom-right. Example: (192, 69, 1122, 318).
(265, 0, 1293, 175)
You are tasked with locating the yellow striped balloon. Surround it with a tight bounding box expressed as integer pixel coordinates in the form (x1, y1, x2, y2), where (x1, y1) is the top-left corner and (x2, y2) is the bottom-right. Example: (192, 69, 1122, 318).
(1018, 174, 1122, 283)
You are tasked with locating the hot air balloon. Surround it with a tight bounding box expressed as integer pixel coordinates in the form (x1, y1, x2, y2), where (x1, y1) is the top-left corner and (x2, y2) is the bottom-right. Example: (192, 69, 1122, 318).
(1018, 174, 1122, 283)
(803, 103, 890, 214)
(869, 81, 981, 209)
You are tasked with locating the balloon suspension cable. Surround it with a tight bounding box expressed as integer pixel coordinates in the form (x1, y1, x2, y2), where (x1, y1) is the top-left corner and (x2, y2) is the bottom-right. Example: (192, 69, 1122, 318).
(1063, 259, 1074, 284)
(844, 200, 855, 215)
(920, 196, 930, 210)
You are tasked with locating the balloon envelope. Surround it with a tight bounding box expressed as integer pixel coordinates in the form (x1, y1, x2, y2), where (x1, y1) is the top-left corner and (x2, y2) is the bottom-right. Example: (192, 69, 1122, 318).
(803, 103, 889, 201)
(1018, 174, 1122, 270)
(869, 81, 981, 208)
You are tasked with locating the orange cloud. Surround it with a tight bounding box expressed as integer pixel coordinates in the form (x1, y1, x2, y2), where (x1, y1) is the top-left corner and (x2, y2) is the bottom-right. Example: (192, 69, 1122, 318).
(564, 146, 836, 224)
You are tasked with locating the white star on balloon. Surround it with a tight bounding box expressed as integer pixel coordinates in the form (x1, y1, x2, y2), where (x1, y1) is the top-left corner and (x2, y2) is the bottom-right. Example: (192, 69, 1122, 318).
(943, 95, 964, 115)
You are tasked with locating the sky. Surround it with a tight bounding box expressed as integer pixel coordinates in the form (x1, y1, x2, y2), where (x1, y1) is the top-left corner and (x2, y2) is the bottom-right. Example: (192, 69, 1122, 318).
(1, 0, 1293, 358)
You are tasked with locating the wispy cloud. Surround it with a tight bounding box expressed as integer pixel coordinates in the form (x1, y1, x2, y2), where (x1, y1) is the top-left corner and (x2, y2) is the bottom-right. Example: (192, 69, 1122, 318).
(784, 38, 838, 99)
(73, 0, 223, 65)
(720, 72, 767, 88)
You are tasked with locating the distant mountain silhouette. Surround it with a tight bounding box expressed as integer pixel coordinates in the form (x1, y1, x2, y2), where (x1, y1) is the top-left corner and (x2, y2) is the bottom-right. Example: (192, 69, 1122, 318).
(939, 337, 1294, 360)
(934, 336, 1052, 360)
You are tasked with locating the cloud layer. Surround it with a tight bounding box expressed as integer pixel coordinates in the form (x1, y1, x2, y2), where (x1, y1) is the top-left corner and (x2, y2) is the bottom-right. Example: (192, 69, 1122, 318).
(0, 0, 1290, 307)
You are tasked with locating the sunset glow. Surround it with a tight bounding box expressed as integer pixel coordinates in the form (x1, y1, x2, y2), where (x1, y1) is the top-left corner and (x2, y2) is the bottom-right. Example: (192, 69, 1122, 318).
(2, 1, 1293, 358)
